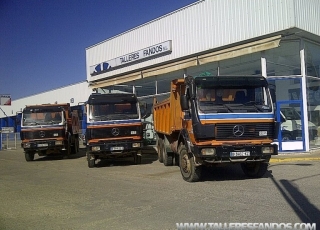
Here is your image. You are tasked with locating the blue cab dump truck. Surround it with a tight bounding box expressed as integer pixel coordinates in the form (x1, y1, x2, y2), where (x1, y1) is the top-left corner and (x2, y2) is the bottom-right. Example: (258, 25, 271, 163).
(85, 93, 145, 168)
(153, 75, 279, 182)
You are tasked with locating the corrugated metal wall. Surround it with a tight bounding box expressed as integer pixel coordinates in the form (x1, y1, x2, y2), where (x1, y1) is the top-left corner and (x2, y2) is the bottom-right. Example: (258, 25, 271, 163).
(294, 0, 320, 37)
(87, 0, 298, 82)
(0, 82, 90, 118)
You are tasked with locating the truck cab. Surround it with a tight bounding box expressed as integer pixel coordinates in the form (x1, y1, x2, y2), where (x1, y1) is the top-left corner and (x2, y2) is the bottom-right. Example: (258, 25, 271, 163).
(153, 75, 279, 182)
(20, 103, 80, 161)
(85, 93, 144, 167)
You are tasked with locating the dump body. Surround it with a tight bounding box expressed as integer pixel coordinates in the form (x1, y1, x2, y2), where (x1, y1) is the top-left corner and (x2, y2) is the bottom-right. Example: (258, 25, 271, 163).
(85, 93, 143, 167)
(153, 76, 279, 182)
(20, 103, 80, 161)
(153, 79, 185, 135)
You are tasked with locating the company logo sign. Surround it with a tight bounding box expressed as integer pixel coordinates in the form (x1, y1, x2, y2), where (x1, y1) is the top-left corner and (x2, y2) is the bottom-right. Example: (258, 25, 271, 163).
(39, 131, 46, 138)
(111, 128, 120, 136)
(233, 125, 244, 137)
(90, 40, 172, 76)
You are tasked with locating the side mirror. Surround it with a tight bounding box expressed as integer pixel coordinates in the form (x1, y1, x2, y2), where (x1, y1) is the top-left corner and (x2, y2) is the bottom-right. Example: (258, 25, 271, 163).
(180, 95, 189, 111)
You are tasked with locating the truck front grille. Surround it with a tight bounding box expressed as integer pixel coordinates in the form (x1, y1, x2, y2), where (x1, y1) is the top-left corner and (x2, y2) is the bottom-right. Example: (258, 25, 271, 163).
(216, 123, 274, 140)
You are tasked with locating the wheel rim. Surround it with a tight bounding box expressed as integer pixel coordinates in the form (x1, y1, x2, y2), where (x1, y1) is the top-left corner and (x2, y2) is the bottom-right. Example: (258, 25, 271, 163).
(181, 152, 191, 175)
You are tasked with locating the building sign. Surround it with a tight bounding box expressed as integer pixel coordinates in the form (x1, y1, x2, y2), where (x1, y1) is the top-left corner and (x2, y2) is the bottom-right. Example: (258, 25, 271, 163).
(90, 40, 172, 76)
(0, 95, 11, 106)
(1, 127, 14, 133)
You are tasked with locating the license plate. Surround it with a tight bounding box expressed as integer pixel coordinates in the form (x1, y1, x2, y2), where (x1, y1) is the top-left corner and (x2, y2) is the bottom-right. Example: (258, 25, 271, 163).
(230, 151, 250, 157)
(111, 146, 124, 151)
(37, 143, 48, 147)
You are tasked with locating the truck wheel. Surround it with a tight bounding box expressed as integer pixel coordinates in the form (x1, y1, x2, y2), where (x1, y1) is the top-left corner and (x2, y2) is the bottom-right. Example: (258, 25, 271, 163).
(163, 147, 173, 166)
(156, 138, 164, 163)
(25, 151, 35, 162)
(133, 153, 142, 165)
(87, 152, 95, 168)
(72, 137, 79, 154)
(179, 144, 202, 182)
(282, 134, 292, 141)
(241, 162, 268, 178)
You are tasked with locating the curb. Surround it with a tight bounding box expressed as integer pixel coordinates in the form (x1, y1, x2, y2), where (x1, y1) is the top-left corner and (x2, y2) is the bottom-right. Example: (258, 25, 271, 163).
(270, 157, 320, 163)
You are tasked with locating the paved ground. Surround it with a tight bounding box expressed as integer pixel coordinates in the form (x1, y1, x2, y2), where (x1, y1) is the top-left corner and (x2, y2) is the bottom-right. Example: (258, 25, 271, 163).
(270, 148, 320, 163)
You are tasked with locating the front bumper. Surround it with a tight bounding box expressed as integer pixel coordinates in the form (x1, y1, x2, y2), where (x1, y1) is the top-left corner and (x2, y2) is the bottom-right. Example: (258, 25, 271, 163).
(87, 140, 143, 155)
(192, 144, 278, 164)
(21, 140, 64, 150)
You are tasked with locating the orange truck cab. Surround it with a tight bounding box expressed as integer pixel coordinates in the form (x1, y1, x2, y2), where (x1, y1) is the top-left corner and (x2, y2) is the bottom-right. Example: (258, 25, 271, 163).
(20, 103, 80, 161)
(153, 75, 279, 182)
(85, 93, 144, 168)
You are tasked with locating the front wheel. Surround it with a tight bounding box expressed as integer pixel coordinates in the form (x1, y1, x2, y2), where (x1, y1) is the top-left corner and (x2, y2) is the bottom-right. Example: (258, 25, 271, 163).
(241, 162, 268, 178)
(133, 152, 142, 165)
(25, 151, 35, 162)
(178, 144, 202, 182)
(87, 152, 95, 168)
(71, 136, 79, 154)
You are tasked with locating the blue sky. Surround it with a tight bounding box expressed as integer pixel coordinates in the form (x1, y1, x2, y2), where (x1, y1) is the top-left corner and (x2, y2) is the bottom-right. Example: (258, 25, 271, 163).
(0, 0, 197, 100)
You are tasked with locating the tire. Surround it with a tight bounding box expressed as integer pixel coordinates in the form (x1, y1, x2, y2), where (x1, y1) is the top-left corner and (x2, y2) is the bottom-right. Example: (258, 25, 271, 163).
(25, 151, 35, 162)
(241, 162, 268, 178)
(71, 136, 79, 154)
(163, 145, 173, 166)
(156, 137, 164, 163)
(178, 144, 202, 182)
(133, 153, 142, 165)
(282, 134, 292, 141)
(64, 136, 72, 157)
(87, 152, 95, 168)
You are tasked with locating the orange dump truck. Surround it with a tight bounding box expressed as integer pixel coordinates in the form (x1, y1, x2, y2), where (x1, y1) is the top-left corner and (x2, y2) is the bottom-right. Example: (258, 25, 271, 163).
(20, 103, 80, 161)
(153, 75, 279, 182)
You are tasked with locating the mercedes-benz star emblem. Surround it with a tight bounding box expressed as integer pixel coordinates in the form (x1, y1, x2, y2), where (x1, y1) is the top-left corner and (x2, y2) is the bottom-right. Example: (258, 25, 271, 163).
(111, 128, 120, 136)
(233, 125, 244, 137)
(39, 131, 46, 138)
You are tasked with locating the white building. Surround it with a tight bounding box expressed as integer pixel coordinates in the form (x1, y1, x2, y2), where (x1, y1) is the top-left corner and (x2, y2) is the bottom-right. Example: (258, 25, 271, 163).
(2, 0, 320, 152)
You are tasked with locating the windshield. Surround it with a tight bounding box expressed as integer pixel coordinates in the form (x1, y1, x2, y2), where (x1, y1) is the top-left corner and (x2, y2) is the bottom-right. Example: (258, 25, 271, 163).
(22, 109, 64, 126)
(280, 108, 301, 120)
(88, 102, 139, 121)
(196, 86, 272, 113)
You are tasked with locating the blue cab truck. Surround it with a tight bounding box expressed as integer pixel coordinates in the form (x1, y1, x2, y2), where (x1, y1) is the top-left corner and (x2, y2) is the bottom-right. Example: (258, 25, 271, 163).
(85, 93, 145, 168)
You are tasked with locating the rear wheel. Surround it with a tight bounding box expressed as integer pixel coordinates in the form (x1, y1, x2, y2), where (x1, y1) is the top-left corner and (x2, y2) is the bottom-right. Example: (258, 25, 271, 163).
(241, 162, 268, 178)
(178, 144, 202, 182)
(163, 149, 173, 166)
(25, 151, 35, 162)
(156, 137, 164, 163)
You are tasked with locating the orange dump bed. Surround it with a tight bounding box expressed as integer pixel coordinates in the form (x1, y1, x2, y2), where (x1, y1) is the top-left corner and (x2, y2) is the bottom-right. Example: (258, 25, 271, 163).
(153, 79, 185, 135)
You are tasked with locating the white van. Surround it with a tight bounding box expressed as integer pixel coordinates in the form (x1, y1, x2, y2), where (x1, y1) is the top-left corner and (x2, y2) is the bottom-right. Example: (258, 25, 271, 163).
(280, 107, 317, 141)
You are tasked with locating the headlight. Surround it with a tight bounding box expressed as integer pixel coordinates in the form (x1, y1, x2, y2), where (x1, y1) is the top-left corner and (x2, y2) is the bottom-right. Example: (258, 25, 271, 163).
(132, 143, 140, 148)
(201, 148, 216, 156)
(23, 143, 31, 148)
(262, 147, 274, 154)
(55, 141, 63, 145)
(92, 146, 100, 151)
